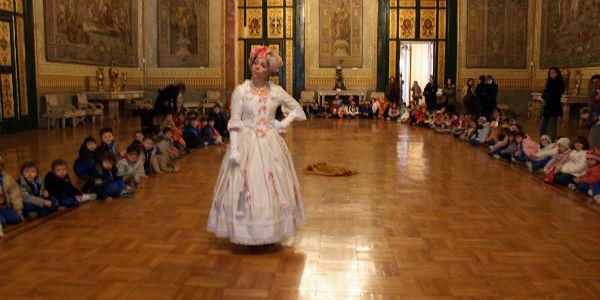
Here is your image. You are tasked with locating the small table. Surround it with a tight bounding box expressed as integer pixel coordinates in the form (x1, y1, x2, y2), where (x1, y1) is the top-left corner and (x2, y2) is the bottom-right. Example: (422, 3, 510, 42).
(531, 92, 588, 123)
(84, 90, 146, 121)
(317, 90, 367, 106)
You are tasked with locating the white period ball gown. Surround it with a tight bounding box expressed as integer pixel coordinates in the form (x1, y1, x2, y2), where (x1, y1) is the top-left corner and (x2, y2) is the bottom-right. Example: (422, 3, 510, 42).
(207, 80, 307, 245)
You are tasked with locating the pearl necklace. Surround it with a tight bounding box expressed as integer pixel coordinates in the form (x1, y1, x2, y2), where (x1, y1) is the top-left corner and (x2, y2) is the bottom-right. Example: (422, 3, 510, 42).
(250, 81, 268, 96)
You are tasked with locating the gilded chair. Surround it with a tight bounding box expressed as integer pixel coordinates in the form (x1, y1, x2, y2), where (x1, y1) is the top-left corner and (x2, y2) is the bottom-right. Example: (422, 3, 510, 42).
(45, 94, 74, 129)
(77, 93, 104, 124)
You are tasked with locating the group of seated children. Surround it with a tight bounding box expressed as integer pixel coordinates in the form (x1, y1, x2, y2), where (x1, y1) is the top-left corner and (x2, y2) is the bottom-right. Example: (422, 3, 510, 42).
(404, 103, 600, 204)
(305, 95, 403, 121)
(0, 155, 96, 227)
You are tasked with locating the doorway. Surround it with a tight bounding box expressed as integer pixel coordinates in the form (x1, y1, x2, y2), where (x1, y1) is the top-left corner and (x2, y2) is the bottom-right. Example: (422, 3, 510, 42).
(399, 42, 434, 105)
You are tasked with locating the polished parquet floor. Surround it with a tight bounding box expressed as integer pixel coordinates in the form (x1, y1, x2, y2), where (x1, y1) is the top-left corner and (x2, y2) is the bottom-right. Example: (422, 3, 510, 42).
(1, 117, 600, 299)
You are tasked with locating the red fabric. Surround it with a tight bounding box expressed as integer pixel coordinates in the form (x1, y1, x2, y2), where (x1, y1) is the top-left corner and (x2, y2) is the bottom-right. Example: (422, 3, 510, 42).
(578, 164, 600, 185)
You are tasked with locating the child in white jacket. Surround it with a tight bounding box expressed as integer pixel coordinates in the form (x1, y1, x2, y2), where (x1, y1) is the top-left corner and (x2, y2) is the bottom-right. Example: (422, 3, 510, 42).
(553, 136, 590, 186)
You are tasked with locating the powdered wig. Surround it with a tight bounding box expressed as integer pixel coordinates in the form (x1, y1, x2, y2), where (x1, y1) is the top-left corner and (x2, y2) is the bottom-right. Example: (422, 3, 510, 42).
(248, 46, 283, 73)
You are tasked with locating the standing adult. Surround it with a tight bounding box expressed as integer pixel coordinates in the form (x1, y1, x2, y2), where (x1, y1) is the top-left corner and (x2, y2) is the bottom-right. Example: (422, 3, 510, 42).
(442, 78, 456, 114)
(539, 67, 565, 142)
(474, 76, 488, 117)
(587, 74, 600, 148)
(423, 75, 438, 111)
(207, 46, 307, 245)
(386, 76, 401, 105)
(155, 83, 186, 115)
(462, 78, 476, 115)
(486, 75, 498, 118)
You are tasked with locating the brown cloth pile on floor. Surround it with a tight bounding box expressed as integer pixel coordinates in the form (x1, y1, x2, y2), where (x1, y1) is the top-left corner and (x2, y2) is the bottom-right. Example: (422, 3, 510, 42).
(305, 163, 359, 177)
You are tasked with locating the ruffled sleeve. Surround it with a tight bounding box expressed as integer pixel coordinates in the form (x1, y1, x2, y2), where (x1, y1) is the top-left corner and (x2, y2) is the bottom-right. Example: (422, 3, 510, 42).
(227, 85, 244, 131)
(278, 86, 306, 122)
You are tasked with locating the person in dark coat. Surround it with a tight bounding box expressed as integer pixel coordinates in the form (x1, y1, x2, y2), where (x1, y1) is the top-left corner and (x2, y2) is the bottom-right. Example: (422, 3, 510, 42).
(73, 136, 97, 180)
(155, 84, 186, 116)
(462, 78, 476, 116)
(442, 78, 456, 114)
(423, 75, 438, 111)
(386, 76, 401, 105)
(474, 76, 489, 117)
(486, 75, 498, 118)
(539, 67, 565, 142)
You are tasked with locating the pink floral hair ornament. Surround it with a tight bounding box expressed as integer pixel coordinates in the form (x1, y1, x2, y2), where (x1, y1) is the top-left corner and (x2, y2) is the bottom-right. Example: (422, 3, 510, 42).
(248, 45, 283, 73)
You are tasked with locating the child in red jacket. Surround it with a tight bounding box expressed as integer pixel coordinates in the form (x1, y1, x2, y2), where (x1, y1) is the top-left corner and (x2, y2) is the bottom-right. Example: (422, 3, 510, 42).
(571, 148, 600, 203)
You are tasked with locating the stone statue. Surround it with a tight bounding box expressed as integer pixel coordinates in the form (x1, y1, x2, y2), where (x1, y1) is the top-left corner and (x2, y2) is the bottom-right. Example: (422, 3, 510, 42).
(561, 65, 570, 94)
(333, 60, 347, 91)
(95, 69, 105, 91)
(108, 63, 120, 92)
(574, 70, 583, 95)
(121, 72, 128, 91)
(332, 1, 350, 56)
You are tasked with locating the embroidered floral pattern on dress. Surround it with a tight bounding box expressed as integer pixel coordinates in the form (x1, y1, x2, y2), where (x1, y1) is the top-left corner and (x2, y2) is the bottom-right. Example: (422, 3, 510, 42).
(255, 95, 270, 137)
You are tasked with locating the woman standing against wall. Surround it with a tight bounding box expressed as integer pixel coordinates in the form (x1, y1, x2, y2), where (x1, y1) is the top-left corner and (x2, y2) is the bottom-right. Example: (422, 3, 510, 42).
(423, 75, 438, 111)
(539, 67, 565, 142)
(442, 78, 456, 114)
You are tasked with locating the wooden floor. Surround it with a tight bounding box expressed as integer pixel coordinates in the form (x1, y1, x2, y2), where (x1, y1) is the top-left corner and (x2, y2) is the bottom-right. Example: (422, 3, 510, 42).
(1, 117, 600, 299)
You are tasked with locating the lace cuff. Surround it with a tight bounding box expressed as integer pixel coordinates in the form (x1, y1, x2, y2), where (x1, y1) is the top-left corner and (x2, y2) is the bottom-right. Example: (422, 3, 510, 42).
(227, 118, 243, 131)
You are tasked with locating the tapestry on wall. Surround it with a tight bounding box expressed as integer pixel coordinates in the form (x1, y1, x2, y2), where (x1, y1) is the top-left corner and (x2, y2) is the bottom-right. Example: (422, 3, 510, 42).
(541, 0, 600, 68)
(158, 0, 209, 67)
(465, 0, 528, 69)
(319, 0, 362, 68)
(44, 0, 139, 67)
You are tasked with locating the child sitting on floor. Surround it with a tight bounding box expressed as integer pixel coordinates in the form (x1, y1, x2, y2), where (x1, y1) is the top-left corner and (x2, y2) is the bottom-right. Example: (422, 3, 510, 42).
(0, 156, 23, 225)
(157, 128, 181, 173)
(388, 103, 401, 121)
(469, 117, 490, 146)
(117, 145, 146, 189)
(347, 101, 360, 119)
(160, 114, 187, 152)
(527, 135, 557, 173)
(512, 132, 540, 163)
(570, 148, 600, 203)
(18, 161, 59, 220)
(552, 136, 590, 186)
(322, 101, 333, 119)
(308, 101, 322, 118)
(543, 137, 573, 183)
(183, 119, 203, 149)
(96, 127, 121, 162)
(73, 136, 98, 180)
(142, 136, 163, 176)
(86, 152, 133, 201)
(45, 159, 95, 207)
(337, 103, 347, 119)
(133, 131, 144, 144)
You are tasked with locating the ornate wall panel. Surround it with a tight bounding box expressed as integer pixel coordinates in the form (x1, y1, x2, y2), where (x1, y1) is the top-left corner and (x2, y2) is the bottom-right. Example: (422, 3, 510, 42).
(540, 0, 600, 68)
(44, 0, 139, 67)
(16, 17, 27, 116)
(158, 0, 209, 67)
(389, 40, 396, 78)
(245, 8, 263, 39)
(267, 8, 284, 39)
(318, 0, 363, 68)
(389, 9, 397, 39)
(1, 73, 14, 118)
(419, 9, 437, 39)
(437, 41, 445, 85)
(0, 0, 13, 12)
(465, 0, 528, 69)
(399, 9, 416, 39)
(0, 20, 11, 66)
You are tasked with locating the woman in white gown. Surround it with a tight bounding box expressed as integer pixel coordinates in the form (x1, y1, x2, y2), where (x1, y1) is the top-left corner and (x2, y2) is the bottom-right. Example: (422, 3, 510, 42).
(207, 46, 307, 245)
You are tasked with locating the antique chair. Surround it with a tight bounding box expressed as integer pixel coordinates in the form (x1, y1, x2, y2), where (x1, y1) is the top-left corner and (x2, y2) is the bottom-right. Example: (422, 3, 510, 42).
(202, 90, 222, 114)
(300, 91, 315, 106)
(44, 94, 74, 129)
(580, 107, 591, 128)
(77, 93, 104, 124)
